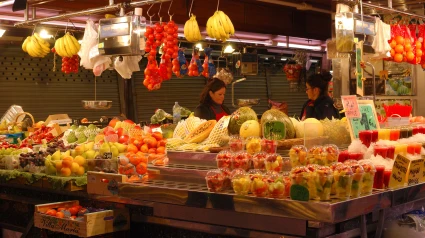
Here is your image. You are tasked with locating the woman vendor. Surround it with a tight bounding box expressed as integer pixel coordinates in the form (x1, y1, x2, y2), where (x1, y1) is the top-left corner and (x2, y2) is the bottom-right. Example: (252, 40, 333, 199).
(195, 78, 231, 121)
(300, 71, 340, 120)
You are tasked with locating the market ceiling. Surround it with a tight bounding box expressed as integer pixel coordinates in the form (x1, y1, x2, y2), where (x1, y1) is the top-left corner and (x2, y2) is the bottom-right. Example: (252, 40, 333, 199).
(0, 0, 332, 41)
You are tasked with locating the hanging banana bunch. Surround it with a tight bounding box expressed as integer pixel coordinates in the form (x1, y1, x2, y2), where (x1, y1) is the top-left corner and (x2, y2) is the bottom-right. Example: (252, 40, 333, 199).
(22, 32, 51, 58)
(184, 14, 202, 43)
(206, 10, 235, 42)
(54, 32, 81, 58)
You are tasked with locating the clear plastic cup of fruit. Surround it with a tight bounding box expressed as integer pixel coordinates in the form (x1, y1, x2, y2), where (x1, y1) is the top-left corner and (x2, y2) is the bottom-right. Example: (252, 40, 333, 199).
(267, 173, 286, 199)
(245, 136, 262, 155)
(314, 166, 333, 201)
(232, 151, 252, 171)
(347, 163, 365, 198)
(290, 166, 316, 200)
(228, 135, 245, 153)
(289, 145, 308, 168)
(252, 152, 267, 170)
(265, 153, 284, 172)
(216, 150, 233, 169)
(247, 170, 267, 197)
(329, 162, 343, 194)
(205, 169, 226, 192)
(323, 144, 339, 166)
(333, 164, 354, 200)
(232, 172, 251, 195)
(283, 176, 292, 197)
(359, 160, 376, 195)
(261, 139, 278, 154)
(218, 167, 232, 190)
(308, 146, 325, 165)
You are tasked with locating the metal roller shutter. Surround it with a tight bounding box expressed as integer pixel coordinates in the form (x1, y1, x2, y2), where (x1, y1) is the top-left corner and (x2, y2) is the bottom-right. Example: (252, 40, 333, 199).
(269, 73, 307, 118)
(0, 48, 121, 122)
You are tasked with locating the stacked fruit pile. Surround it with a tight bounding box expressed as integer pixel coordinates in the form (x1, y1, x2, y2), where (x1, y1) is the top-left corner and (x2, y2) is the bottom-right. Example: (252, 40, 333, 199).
(184, 14, 202, 42)
(18, 151, 48, 173)
(22, 125, 55, 144)
(22, 33, 51, 58)
(42, 205, 104, 221)
(61, 55, 80, 74)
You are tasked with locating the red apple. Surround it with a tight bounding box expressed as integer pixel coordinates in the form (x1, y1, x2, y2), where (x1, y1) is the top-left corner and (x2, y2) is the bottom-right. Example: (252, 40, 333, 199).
(116, 128, 126, 137)
(124, 119, 135, 124)
(119, 135, 129, 144)
(109, 118, 120, 128)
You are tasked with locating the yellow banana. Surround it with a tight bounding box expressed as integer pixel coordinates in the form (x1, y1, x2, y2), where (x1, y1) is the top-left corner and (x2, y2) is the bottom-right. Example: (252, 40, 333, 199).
(213, 12, 227, 41)
(206, 17, 213, 38)
(22, 36, 30, 53)
(224, 13, 235, 35)
(57, 38, 66, 57)
(208, 15, 219, 40)
(33, 33, 50, 55)
(54, 38, 62, 56)
(64, 34, 76, 56)
(68, 33, 81, 53)
(184, 18, 192, 42)
(61, 37, 72, 57)
(31, 37, 44, 57)
(190, 15, 197, 42)
(217, 11, 230, 35)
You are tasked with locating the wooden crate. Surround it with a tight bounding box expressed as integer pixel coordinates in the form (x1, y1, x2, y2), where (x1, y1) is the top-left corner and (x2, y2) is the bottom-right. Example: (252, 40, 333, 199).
(34, 200, 130, 237)
(87, 172, 127, 196)
(42, 178, 86, 191)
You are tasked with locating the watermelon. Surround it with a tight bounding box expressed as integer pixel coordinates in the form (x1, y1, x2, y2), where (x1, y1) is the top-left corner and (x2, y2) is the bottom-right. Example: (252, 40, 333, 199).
(228, 107, 258, 135)
(261, 109, 295, 139)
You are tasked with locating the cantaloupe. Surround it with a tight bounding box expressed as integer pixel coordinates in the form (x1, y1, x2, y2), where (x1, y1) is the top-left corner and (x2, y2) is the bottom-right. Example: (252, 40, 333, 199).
(239, 120, 261, 138)
(184, 120, 217, 143)
(228, 107, 257, 135)
(295, 118, 324, 138)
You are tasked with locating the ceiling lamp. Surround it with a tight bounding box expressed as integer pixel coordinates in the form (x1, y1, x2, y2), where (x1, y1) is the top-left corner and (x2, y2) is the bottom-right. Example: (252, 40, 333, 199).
(195, 43, 204, 51)
(39, 29, 52, 39)
(223, 45, 235, 54)
(0, 28, 6, 37)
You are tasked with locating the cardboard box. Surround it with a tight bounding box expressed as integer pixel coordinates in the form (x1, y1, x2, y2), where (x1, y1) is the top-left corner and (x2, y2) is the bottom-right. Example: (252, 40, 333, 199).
(87, 171, 127, 196)
(34, 200, 130, 237)
(45, 114, 72, 127)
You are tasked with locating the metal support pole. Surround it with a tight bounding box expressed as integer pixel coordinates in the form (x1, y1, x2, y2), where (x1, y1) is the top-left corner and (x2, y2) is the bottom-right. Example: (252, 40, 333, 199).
(24, 2, 29, 21)
(388, 0, 392, 9)
(32, 7, 36, 20)
(360, 214, 367, 238)
(109, 0, 114, 6)
(375, 209, 386, 238)
(365, 62, 376, 104)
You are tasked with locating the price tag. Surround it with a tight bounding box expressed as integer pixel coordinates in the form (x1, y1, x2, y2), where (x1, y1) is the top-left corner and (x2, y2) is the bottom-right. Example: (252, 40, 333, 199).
(408, 158, 424, 185)
(341, 95, 361, 118)
(389, 154, 410, 189)
(290, 184, 309, 201)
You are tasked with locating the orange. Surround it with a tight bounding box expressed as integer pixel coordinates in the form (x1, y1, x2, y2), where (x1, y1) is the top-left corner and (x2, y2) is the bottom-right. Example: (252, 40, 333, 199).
(416, 41, 422, 49)
(404, 43, 412, 52)
(136, 163, 147, 175)
(404, 37, 411, 45)
(395, 36, 405, 45)
(395, 44, 404, 54)
(127, 144, 138, 153)
(406, 51, 415, 61)
(416, 49, 423, 57)
(390, 39, 397, 49)
(156, 146, 166, 154)
(148, 148, 157, 154)
(140, 144, 149, 153)
(144, 137, 158, 149)
(56, 212, 65, 218)
(390, 49, 395, 57)
(417, 57, 421, 64)
(152, 132, 163, 141)
(394, 53, 403, 62)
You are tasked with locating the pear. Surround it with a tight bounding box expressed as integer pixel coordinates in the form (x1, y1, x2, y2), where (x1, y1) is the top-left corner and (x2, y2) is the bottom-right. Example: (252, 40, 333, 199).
(75, 145, 85, 155)
(45, 155, 52, 161)
(46, 165, 57, 175)
(61, 150, 71, 160)
(52, 151, 61, 161)
(94, 151, 100, 158)
(70, 125, 78, 130)
(45, 158, 52, 167)
(70, 149, 77, 158)
(88, 124, 97, 130)
(81, 152, 87, 159)
(85, 142, 94, 151)
(100, 143, 111, 155)
(85, 150, 96, 160)
(111, 146, 119, 158)
(115, 143, 128, 153)
(114, 121, 122, 130)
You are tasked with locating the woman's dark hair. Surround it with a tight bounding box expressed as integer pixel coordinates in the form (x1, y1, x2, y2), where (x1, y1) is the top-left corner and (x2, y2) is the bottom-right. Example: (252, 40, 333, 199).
(306, 71, 332, 96)
(200, 78, 226, 104)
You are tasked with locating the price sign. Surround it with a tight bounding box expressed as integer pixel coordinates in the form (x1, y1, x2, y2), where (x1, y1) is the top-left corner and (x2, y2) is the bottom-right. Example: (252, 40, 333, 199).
(389, 154, 410, 189)
(341, 95, 361, 118)
(347, 100, 379, 140)
(407, 158, 424, 185)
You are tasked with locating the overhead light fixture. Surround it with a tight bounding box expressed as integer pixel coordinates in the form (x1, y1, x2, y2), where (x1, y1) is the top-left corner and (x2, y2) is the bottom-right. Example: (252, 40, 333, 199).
(223, 45, 235, 54)
(226, 38, 273, 46)
(195, 43, 203, 51)
(0, 0, 14, 7)
(39, 29, 52, 39)
(281, 57, 287, 61)
(0, 15, 86, 28)
(0, 28, 5, 37)
(310, 59, 319, 63)
(276, 42, 322, 51)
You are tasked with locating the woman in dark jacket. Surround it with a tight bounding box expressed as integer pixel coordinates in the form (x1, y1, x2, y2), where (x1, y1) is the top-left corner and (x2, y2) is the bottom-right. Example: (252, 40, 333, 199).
(195, 78, 231, 120)
(300, 71, 340, 120)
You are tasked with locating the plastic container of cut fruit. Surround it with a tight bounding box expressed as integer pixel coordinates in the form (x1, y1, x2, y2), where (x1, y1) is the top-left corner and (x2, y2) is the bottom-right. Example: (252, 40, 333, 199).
(290, 166, 316, 200)
(249, 170, 268, 197)
(267, 173, 286, 199)
(206, 169, 226, 192)
(265, 153, 284, 172)
(26, 158, 45, 173)
(245, 136, 262, 155)
(359, 160, 376, 195)
(151, 154, 169, 166)
(232, 172, 251, 195)
(252, 152, 267, 170)
(315, 166, 333, 201)
(323, 144, 339, 166)
(289, 145, 308, 168)
(261, 139, 278, 154)
(347, 163, 364, 198)
(307, 146, 325, 165)
(216, 150, 233, 169)
(218, 167, 232, 190)
(232, 151, 252, 171)
(228, 135, 245, 153)
(333, 164, 353, 199)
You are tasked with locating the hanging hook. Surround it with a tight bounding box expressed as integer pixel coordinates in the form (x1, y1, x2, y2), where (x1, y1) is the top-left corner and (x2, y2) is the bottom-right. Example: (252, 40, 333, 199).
(158, 1, 163, 23)
(32, 23, 37, 35)
(216, 0, 220, 11)
(189, 0, 194, 18)
(168, 0, 174, 21)
(147, 3, 155, 25)
(64, 19, 70, 33)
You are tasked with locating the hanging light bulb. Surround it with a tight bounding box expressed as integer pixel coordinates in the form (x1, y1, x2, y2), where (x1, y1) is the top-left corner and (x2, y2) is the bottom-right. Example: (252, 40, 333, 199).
(195, 43, 204, 51)
(223, 45, 235, 54)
